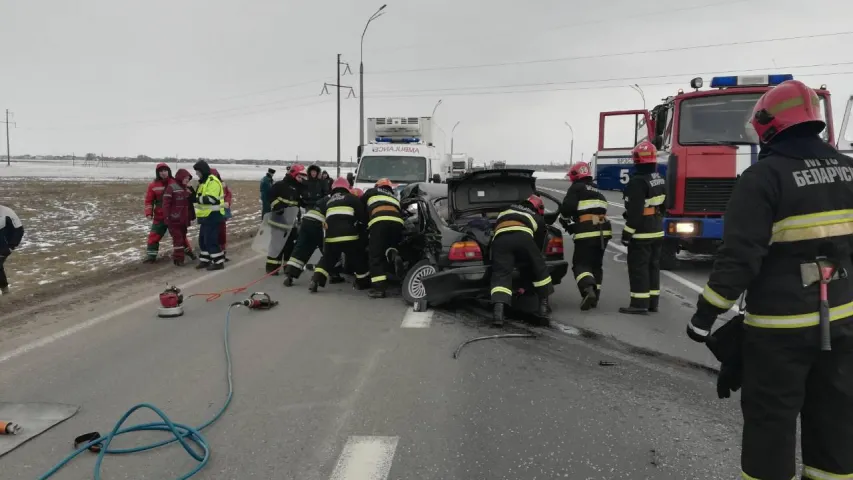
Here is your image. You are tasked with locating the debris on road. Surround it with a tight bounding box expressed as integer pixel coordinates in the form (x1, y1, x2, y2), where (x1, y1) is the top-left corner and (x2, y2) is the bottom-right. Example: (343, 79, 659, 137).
(452, 333, 536, 359)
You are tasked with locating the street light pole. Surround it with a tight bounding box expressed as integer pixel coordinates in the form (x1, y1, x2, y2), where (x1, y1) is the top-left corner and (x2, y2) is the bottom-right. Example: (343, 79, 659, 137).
(564, 122, 574, 165)
(431, 99, 443, 118)
(359, 4, 387, 151)
(630, 84, 646, 110)
(450, 121, 461, 155)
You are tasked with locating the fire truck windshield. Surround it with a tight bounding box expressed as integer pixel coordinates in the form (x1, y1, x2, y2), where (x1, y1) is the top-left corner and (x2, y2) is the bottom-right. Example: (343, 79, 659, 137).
(678, 92, 830, 145)
(356, 156, 427, 183)
(678, 93, 764, 145)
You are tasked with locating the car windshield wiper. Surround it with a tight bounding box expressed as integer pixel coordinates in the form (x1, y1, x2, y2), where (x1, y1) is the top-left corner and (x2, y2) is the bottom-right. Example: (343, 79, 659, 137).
(684, 140, 755, 146)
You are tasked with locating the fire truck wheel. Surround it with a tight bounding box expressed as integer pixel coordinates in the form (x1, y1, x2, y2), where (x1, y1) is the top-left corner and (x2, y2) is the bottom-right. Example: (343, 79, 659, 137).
(660, 239, 679, 271)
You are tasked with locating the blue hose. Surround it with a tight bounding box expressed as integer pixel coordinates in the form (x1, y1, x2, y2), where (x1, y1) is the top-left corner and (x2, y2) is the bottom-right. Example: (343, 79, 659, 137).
(38, 305, 239, 480)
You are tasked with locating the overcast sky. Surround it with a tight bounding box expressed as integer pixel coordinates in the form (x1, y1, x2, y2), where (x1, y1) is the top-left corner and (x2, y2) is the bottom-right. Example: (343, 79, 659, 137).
(2, 0, 852, 164)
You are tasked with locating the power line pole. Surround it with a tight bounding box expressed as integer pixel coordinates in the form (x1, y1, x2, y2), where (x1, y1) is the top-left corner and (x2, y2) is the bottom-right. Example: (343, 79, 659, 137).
(320, 54, 354, 178)
(3, 110, 15, 167)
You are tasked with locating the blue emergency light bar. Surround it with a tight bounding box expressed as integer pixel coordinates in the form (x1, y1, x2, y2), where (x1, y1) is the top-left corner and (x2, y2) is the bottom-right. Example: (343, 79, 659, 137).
(710, 74, 794, 88)
(375, 137, 420, 143)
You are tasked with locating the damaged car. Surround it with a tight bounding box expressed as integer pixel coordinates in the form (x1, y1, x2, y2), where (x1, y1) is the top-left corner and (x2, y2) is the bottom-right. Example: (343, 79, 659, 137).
(397, 169, 568, 312)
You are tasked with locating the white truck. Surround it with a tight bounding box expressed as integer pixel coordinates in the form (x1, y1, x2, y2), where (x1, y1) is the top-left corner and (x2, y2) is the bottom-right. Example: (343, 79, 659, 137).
(446, 153, 473, 177)
(353, 117, 447, 191)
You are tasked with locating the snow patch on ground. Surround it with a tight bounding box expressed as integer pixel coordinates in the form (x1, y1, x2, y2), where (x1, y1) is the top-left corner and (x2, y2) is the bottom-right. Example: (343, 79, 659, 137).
(2, 159, 568, 181)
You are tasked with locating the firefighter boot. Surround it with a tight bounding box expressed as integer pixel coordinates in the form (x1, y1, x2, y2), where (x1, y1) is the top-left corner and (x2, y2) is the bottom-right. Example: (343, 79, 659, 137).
(492, 303, 505, 327)
(1, 286, 9, 295)
(537, 298, 551, 323)
(143, 257, 157, 264)
(648, 296, 659, 313)
(282, 274, 294, 287)
(207, 263, 225, 271)
(196, 262, 210, 270)
(619, 305, 648, 315)
(265, 264, 280, 276)
(174, 259, 185, 267)
(591, 287, 601, 308)
(308, 280, 319, 293)
(580, 286, 597, 311)
(185, 249, 197, 261)
(368, 286, 386, 299)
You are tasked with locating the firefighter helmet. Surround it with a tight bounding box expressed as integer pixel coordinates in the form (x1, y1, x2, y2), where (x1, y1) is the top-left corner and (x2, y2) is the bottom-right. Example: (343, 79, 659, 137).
(632, 140, 657, 164)
(375, 178, 393, 188)
(350, 187, 364, 197)
(331, 176, 350, 191)
(568, 162, 592, 182)
(289, 164, 307, 181)
(527, 194, 545, 215)
(750, 80, 825, 143)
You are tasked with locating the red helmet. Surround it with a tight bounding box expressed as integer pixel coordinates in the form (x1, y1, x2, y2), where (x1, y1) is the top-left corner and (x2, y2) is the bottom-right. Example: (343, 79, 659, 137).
(750, 80, 825, 143)
(331, 176, 350, 191)
(527, 194, 545, 215)
(350, 187, 364, 197)
(289, 164, 307, 180)
(568, 162, 592, 182)
(632, 140, 657, 164)
(375, 178, 393, 188)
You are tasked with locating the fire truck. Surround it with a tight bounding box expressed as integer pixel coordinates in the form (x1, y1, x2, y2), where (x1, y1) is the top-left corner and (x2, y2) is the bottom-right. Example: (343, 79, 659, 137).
(592, 74, 839, 270)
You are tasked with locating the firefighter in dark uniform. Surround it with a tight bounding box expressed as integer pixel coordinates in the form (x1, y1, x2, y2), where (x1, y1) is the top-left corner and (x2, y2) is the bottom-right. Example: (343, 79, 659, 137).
(490, 195, 554, 327)
(620, 140, 666, 314)
(560, 161, 613, 310)
(308, 177, 371, 293)
(686, 79, 853, 480)
(281, 195, 344, 287)
(265, 164, 307, 274)
(362, 178, 405, 299)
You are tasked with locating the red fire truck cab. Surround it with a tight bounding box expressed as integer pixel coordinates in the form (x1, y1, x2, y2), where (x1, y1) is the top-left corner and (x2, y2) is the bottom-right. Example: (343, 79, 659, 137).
(593, 74, 837, 270)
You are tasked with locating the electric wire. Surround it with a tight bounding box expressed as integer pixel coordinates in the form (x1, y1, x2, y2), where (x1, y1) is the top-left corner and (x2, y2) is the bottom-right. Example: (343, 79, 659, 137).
(370, 31, 853, 75)
(370, 61, 853, 95)
(369, 70, 853, 99)
(371, 0, 755, 54)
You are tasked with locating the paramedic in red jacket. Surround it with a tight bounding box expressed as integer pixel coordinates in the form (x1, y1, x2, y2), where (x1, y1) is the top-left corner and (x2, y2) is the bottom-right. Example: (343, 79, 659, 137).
(162, 169, 198, 266)
(143, 163, 175, 263)
(210, 168, 233, 262)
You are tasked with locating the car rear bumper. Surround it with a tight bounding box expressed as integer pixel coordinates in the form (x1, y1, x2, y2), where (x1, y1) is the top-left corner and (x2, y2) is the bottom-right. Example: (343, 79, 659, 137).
(421, 260, 569, 306)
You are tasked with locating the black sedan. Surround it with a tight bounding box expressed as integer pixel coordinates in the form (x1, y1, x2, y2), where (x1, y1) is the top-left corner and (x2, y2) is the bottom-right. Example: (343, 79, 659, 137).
(396, 169, 569, 312)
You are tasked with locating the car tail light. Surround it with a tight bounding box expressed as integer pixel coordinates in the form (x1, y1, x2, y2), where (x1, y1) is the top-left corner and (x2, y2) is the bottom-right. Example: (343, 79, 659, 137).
(449, 241, 483, 261)
(546, 236, 564, 255)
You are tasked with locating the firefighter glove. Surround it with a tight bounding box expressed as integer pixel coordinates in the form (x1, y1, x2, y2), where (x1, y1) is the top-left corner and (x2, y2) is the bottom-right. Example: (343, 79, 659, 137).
(716, 362, 742, 399)
(621, 231, 632, 247)
(559, 218, 574, 234)
(686, 313, 713, 343)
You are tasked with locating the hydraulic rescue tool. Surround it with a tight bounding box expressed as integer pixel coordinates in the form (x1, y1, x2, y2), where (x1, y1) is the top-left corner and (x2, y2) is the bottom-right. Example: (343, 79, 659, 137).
(0, 421, 21, 435)
(232, 292, 278, 310)
(157, 285, 184, 318)
(801, 246, 847, 351)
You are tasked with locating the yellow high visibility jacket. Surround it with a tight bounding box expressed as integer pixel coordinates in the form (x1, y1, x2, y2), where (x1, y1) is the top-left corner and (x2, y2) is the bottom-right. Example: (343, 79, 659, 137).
(194, 175, 225, 218)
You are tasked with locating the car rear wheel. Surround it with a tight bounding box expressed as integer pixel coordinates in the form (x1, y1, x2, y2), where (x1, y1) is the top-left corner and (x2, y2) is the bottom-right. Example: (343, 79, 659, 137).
(402, 259, 437, 306)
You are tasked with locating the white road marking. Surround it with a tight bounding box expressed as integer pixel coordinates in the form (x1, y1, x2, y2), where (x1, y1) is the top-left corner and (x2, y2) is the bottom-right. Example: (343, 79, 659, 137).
(329, 436, 399, 480)
(604, 242, 739, 314)
(0, 255, 263, 365)
(539, 186, 566, 195)
(400, 308, 433, 328)
(608, 201, 624, 208)
(612, 252, 626, 263)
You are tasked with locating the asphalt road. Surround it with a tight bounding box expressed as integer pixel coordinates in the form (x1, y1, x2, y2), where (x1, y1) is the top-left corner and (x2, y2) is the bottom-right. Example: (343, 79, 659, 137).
(0, 196, 743, 479)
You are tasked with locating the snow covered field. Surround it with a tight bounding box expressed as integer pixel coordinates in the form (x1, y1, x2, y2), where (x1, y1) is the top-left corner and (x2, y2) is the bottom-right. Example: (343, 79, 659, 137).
(0, 160, 568, 181)
(0, 178, 261, 297)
